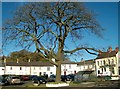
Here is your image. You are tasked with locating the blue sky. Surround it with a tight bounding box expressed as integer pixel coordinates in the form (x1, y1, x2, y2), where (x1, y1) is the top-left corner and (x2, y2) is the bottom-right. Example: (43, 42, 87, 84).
(2, 2, 118, 61)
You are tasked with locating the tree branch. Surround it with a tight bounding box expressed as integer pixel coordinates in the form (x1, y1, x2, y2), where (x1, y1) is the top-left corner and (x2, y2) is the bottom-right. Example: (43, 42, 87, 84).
(64, 47, 101, 55)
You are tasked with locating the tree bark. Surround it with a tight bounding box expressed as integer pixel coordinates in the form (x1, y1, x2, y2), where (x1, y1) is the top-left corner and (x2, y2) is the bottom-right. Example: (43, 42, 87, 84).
(55, 40, 63, 82)
(55, 60, 61, 82)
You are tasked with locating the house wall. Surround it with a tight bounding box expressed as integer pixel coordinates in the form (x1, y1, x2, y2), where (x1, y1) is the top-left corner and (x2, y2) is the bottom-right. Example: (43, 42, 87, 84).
(5, 66, 30, 75)
(0, 67, 4, 75)
(61, 64, 78, 75)
(78, 64, 95, 71)
(4, 66, 56, 77)
(30, 66, 56, 76)
(95, 54, 119, 80)
(0, 63, 79, 76)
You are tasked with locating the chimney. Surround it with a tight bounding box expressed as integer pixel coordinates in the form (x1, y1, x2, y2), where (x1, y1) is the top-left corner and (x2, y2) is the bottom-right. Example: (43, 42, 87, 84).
(115, 47, 119, 53)
(4, 58, 6, 63)
(98, 50, 102, 54)
(17, 58, 19, 63)
(28, 59, 31, 62)
(108, 47, 112, 53)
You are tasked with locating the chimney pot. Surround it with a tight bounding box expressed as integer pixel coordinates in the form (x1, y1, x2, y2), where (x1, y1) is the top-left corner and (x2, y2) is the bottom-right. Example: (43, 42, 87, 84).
(108, 47, 112, 53)
(115, 47, 119, 52)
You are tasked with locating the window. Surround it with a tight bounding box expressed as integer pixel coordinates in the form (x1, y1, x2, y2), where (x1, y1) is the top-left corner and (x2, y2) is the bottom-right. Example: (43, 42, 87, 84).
(102, 68, 103, 73)
(10, 67, 12, 70)
(108, 59, 111, 65)
(101, 61, 102, 66)
(64, 65, 66, 68)
(34, 67, 35, 70)
(103, 60, 105, 65)
(112, 59, 114, 64)
(50, 72, 53, 74)
(39, 67, 41, 70)
(98, 70, 100, 74)
(84, 66, 85, 69)
(39, 72, 42, 76)
(97, 61, 99, 66)
(69, 64, 71, 69)
(104, 67, 106, 72)
(111, 67, 115, 74)
(44, 72, 46, 75)
(20, 67, 22, 70)
(47, 67, 50, 71)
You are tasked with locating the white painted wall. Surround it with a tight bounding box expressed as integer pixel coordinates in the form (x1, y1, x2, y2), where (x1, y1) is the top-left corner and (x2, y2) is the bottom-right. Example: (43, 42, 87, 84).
(0, 67, 4, 75)
(61, 64, 78, 75)
(95, 54, 119, 80)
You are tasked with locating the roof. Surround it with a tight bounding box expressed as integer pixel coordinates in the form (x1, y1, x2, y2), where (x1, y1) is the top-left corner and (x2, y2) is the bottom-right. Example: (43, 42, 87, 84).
(77, 59, 95, 66)
(96, 51, 117, 59)
(62, 60, 77, 64)
(76, 70, 94, 75)
(6, 61, 53, 66)
(0, 62, 5, 67)
(5, 60, 77, 66)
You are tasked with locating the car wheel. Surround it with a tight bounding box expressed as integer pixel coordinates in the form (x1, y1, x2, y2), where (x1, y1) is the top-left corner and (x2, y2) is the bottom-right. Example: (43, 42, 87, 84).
(33, 81, 40, 86)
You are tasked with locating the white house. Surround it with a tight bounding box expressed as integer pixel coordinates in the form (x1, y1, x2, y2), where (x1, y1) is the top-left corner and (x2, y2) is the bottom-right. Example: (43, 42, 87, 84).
(95, 47, 120, 80)
(0, 63, 4, 75)
(3, 61, 56, 77)
(0, 60, 80, 77)
(0, 57, 98, 77)
(61, 60, 78, 75)
(77, 59, 96, 76)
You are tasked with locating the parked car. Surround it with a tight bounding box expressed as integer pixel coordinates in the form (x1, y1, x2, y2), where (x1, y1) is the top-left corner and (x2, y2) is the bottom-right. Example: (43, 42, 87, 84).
(5, 76, 21, 85)
(32, 76, 47, 86)
(29, 75, 38, 80)
(0, 75, 8, 86)
(47, 75, 56, 82)
(61, 75, 72, 82)
(67, 74, 75, 81)
(20, 75, 30, 81)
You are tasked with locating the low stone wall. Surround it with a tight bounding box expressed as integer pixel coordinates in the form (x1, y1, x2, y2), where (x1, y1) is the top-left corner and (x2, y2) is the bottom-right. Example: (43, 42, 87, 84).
(46, 83, 69, 87)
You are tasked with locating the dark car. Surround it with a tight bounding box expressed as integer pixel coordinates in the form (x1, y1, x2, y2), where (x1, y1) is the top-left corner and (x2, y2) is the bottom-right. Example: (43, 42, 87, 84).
(0, 76, 8, 86)
(61, 75, 72, 82)
(21, 75, 30, 81)
(29, 75, 38, 80)
(48, 75, 56, 82)
(67, 74, 75, 81)
(32, 76, 47, 86)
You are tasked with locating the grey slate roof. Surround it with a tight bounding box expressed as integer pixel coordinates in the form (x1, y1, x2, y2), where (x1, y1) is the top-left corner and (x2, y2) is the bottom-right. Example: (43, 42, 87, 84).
(6, 61, 53, 66)
(5, 60, 78, 66)
(96, 51, 117, 59)
(77, 59, 95, 66)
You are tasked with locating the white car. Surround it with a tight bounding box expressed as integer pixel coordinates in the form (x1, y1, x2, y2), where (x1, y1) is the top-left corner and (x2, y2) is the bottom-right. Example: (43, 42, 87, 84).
(6, 76, 21, 84)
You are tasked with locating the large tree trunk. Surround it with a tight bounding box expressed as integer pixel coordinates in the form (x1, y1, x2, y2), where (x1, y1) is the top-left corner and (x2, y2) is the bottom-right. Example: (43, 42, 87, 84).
(55, 60, 61, 82)
(55, 41, 63, 82)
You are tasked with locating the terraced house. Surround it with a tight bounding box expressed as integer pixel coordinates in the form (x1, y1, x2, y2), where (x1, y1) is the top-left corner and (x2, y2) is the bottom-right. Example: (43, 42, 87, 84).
(95, 47, 120, 80)
(0, 47, 119, 80)
(0, 59, 79, 77)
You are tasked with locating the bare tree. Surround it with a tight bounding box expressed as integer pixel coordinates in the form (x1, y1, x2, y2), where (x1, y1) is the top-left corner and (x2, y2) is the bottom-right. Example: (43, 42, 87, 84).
(3, 2, 104, 82)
